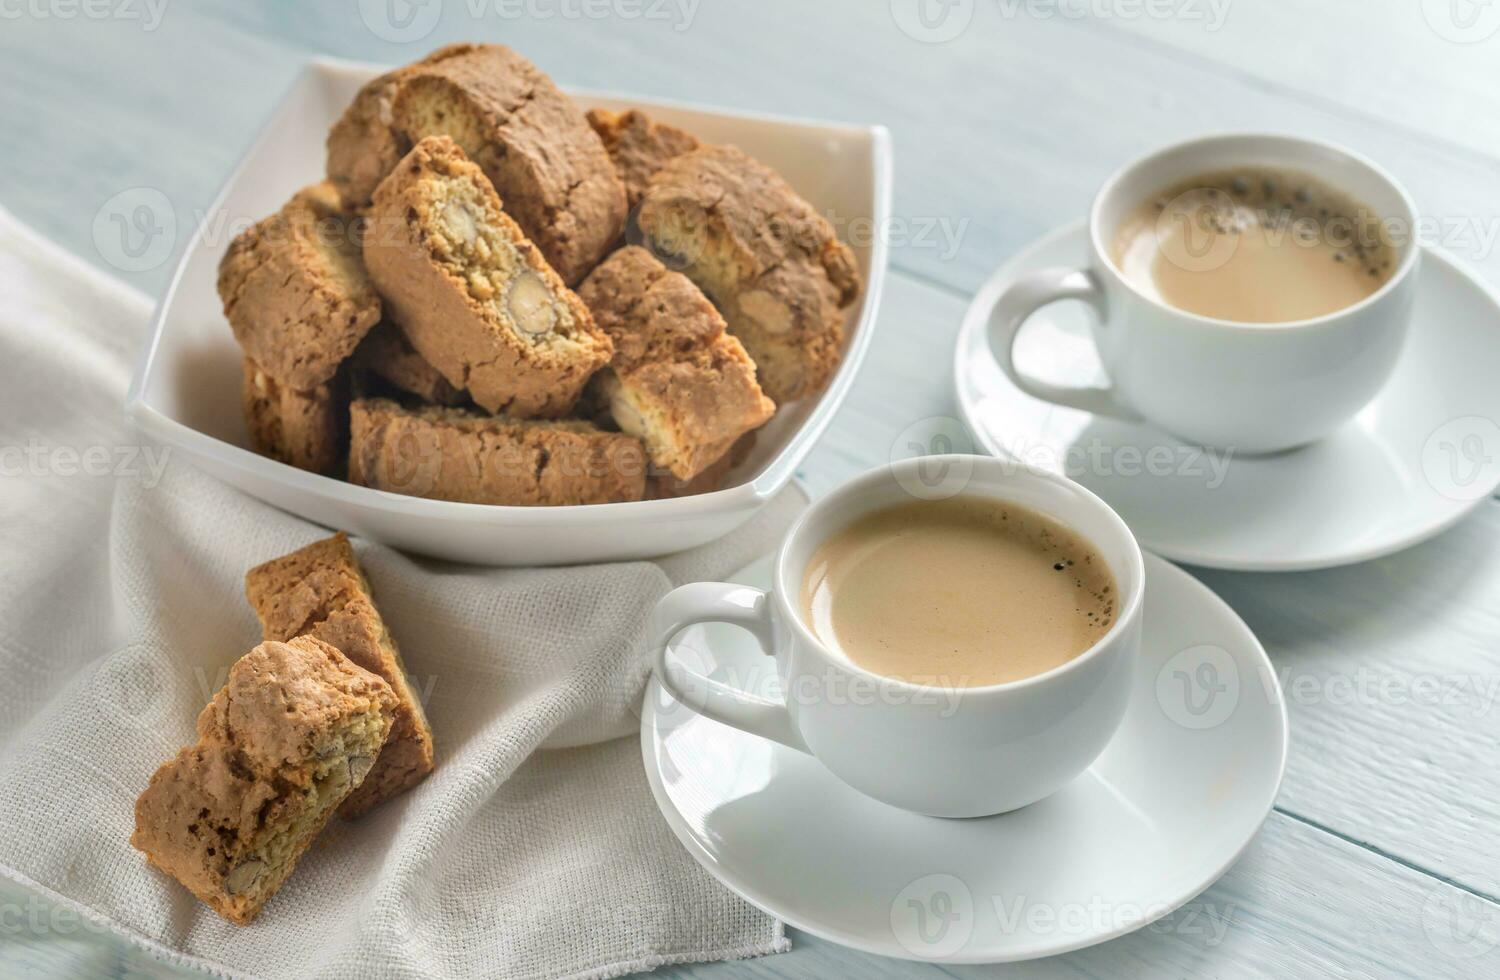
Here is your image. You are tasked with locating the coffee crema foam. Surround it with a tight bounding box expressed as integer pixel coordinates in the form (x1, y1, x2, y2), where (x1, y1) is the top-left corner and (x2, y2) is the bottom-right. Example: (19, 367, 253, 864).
(799, 496, 1117, 688)
(1112, 167, 1397, 323)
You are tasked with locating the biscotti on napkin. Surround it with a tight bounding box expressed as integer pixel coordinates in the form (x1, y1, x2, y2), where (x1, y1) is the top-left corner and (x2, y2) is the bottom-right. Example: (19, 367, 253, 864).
(131, 636, 395, 924)
(245, 532, 436, 817)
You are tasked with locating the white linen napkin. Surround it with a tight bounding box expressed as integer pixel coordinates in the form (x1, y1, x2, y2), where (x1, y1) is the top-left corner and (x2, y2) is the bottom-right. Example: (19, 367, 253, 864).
(0, 205, 798, 979)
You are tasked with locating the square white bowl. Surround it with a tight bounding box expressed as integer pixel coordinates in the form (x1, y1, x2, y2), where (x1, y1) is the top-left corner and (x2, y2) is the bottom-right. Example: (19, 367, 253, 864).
(127, 57, 891, 565)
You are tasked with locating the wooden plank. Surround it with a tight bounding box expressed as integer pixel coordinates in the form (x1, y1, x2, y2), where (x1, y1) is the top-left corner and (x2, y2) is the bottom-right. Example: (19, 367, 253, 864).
(3, 1, 1499, 303)
(658, 812, 1500, 978)
(5, 812, 1495, 978)
(1080, 0, 1500, 162)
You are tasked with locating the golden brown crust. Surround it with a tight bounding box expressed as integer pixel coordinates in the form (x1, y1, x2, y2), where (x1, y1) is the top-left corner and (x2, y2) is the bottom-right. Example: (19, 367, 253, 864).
(354, 322, 468, 406)
(328, 44, 626, 284)
(130, 637, 395, 924)
(587, 108, 700, 210)
(241, 357, 348, 476)
(362, 136, 612, 418)
(635, 145, 860, 403)
(348, 397, 646, 505)
(245, 533, 435, 817)
(578, 246, 773, 481)
(217, 183, 382, 390)
(647, 431, 757, 499)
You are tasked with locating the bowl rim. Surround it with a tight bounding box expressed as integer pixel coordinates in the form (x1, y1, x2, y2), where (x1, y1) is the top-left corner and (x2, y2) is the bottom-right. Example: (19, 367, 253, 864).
(126, 56, 893, 526)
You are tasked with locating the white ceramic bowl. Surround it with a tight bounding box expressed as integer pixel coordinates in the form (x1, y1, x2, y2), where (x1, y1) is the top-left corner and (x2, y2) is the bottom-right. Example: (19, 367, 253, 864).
(127, 57, 891, 566)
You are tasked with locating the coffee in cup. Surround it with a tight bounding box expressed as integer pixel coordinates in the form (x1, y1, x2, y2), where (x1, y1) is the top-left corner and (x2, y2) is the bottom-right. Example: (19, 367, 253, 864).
(1111, 167, 1396, 323)
(799, 495, 1116, 687)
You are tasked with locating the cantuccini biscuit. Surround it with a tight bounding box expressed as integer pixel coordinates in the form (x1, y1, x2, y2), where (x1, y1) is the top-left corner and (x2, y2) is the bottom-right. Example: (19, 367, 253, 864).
(648, 431, 757, 499)
(355, 322, 467, 406)
(635, 145, 861, 404)
(586, 108, 700, 210)
(363, 136, 612, 418)
(578, 246, 773, 481)
(131, 637, 395, 925)
(217, 182, 382, 390)
(245, 532, 435, 817)
(348, 397, 646, 505)
(241, 357, 348, 476)
(328, 43, 625, 284)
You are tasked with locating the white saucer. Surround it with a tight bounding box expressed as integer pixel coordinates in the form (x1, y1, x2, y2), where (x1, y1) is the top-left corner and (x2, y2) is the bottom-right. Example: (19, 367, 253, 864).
(639, 554, 1288, 963)
(953, 223, 1500, 571)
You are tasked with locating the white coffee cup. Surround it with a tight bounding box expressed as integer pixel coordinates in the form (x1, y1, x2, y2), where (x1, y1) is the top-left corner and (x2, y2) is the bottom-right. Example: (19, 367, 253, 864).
(986, 133, 1421, 454)
(648, 456, 1145, 818)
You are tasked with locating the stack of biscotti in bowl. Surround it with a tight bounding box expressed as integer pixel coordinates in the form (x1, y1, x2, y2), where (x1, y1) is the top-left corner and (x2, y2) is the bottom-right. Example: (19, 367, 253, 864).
(217, 43, 861, 506)
(132, 533, 434, 924)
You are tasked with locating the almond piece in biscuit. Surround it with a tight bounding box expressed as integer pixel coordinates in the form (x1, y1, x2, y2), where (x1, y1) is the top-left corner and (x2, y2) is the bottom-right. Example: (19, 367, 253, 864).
(348, 396, 646, 506)
(362, 136, 612, 418)
(578, 246, 774, 481)
(635, 145, 861, 404)
(217, 183, 381, 390)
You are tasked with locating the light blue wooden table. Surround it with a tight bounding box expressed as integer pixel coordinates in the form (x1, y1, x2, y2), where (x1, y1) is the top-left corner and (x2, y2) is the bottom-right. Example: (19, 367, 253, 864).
(3, 1, 1499, 976)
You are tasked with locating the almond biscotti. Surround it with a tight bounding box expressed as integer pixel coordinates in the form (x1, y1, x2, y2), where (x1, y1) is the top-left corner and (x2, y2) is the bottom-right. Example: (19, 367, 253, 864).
(348, 396, 646, 505)
(635, 145, 861, 404)
(242, 357, 348, 476)
(363, 136, 612, 418)
(648, 431, 757, 499)
(328, 43, 626, 284)
(131, 636, 395, 924)
(355, 321, 467, 406)
(578, 246, 774, 481)
(218, 182, 382, 390)
(245, 532, 435, 817)
(587, 108, 699, 210)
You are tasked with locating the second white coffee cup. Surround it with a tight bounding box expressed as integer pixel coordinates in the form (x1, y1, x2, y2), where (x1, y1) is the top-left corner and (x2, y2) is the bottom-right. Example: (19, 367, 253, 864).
(649, 456, 1145, 818)
(986, 133, 1421, 454)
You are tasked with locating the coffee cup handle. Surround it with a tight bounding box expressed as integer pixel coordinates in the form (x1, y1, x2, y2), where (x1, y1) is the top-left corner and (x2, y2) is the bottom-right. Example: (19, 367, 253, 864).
(651, 582, 809, 753)
(986, 266, 1144, 422)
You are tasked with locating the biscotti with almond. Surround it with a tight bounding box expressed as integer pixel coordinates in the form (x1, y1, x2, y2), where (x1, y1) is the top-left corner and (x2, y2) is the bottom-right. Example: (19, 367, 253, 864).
(348, 396, 646, 505)
(578, 246, 774, 481)
(362, 136, 612, 418)
(245, 532, 435, 817)
(587, 108, 699, 210)
(648, 431, 757, 499)
(355, 321, 467, 406)
(635, 145, 860, 404)
(217, 182, 382, 390)
(130, 637, 395, 924)
(242, 357, 348, 476)
(328, 43, 626, 284)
